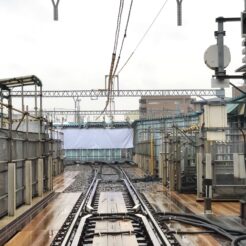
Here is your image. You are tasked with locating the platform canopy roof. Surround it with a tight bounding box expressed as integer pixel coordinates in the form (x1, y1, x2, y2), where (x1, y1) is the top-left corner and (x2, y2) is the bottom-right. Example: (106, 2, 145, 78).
(0, 75, 42, 91)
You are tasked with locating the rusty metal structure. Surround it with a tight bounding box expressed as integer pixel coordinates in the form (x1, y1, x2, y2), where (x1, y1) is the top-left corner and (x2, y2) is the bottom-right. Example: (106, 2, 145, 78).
(0, 75, 64, 218)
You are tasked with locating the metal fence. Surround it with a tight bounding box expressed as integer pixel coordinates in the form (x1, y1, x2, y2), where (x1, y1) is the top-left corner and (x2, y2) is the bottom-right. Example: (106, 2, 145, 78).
(0, 128, 63, 218)
(132, 113, 246, 199)
(65, 148, 132, 162)
(211, 141, 246, 199)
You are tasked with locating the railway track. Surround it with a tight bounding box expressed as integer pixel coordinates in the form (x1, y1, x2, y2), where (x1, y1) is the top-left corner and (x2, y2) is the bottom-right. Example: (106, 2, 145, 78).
(51, 164, 180, 246)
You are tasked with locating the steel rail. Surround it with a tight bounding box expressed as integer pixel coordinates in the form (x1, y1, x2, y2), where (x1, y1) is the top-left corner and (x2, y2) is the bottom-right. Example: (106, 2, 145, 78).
(9, 89, 224, 97)
(136, 214, 161, 246)
(71, 214, 92, 246)
(122, 179, 141, 212)
(61, 171, 98, 246)
(59, 164, 174, 246)
(86, 179, 100, 213)
(120, 168, 171, 246)
(74, 176, 161, 246)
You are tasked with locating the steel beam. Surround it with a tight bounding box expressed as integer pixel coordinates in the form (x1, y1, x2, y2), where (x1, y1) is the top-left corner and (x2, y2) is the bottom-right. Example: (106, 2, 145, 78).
(34, 109, 177, 116)
(9, 89, 224, 98)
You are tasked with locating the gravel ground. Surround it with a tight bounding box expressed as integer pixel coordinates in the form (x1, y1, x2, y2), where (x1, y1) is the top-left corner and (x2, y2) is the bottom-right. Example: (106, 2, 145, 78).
(62, 163, 162, 194)
(63, 164, 93, 193)
(97, 182, 125, 192)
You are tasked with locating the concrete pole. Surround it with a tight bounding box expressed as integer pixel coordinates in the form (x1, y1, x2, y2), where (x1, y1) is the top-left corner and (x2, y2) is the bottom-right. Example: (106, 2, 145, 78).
(47, 155, 53, 191)
(53, 159, 57, 176)
(176, 0, 183, 26)
(51, 0, 60, 21)
(196, 152, 203, 199)
(205, 152, 213, 200)
(37, 158, 44, 197)
(58, 158, 61, 175)
(8, 163, 16, 216)
(24, 160, 32, 205)
(205, 153, 212, 181)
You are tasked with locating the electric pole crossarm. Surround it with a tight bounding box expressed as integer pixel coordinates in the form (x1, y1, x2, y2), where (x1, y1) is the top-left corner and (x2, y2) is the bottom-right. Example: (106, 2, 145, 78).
(215, 17, 241, 22)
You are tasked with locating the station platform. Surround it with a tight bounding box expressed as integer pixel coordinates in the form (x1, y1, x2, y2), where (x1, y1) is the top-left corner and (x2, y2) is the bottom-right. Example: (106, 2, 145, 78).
(0, 171, 79, 230)
(53, 170, 80, 192)
(5, 193, 80, 246)
(0, 191, 54, 230)
(0, 171, 80, 245)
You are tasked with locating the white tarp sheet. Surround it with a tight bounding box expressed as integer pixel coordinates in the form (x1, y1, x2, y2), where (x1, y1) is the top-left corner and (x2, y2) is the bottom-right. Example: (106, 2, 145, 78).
(63, 128, 133, 149)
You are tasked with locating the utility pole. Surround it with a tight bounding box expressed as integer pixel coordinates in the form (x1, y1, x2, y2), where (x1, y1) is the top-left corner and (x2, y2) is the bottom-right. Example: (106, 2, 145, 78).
(176, 0, 183, 26)
(51, 0, 60, 21)
(73, 97, 81, 123)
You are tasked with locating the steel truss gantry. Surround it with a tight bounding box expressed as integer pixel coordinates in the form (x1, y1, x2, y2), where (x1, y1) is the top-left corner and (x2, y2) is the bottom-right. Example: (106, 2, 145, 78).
(35, 109, 176, 116)
(10, 89, 225, 98)
(40, 110, 139, 115)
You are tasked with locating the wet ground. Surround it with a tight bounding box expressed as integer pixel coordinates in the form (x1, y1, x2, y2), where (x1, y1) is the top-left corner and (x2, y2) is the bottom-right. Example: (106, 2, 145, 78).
(4, 164, 246, 246)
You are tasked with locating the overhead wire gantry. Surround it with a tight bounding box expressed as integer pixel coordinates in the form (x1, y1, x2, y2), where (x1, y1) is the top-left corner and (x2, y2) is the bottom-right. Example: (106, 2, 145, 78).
(9, 88, 225, 98)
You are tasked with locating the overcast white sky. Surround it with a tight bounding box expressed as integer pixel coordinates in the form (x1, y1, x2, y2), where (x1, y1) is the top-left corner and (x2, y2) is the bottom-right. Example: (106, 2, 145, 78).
(0, 0, 245, 117)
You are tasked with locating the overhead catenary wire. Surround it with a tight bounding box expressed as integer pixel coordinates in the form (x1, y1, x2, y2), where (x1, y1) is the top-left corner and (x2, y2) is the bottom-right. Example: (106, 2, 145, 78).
(96, 0, 125, 120)
(117, 0, 169, 75)
(113, 0, 125, 54)
(113, 0, 134, 76)
(108, 0, 124, 94)
(98, 0, 136, 120)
